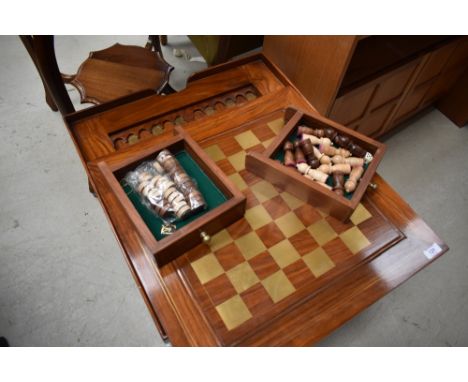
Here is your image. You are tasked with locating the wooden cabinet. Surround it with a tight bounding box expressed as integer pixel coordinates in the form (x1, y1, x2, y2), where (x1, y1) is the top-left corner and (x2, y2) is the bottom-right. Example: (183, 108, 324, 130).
(264, 36, 468, 136)
(329, 59, 419, 136)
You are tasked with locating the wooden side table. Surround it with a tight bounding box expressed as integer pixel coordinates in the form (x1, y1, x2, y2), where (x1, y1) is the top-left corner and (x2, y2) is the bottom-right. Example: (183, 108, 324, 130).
(64, 54, 448, 346)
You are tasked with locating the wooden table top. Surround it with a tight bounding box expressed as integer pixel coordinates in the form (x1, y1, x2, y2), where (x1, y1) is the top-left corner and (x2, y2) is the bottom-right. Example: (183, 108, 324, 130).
(65, 53, 448, 346)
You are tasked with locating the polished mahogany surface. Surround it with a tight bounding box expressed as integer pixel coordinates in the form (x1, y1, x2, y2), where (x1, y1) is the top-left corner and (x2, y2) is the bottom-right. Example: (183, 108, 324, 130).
(65, 54, 448, 346)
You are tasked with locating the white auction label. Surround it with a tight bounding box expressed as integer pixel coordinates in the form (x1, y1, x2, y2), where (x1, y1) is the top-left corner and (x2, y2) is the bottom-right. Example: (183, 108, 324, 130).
(423, 243, 442, 260)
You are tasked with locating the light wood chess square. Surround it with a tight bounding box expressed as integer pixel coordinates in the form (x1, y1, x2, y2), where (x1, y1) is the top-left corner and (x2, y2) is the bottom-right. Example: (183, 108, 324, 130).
(227, 151, 246, 172)
(191, 254, 224, 284)
(235, 130, 261, 150)
(215, 295, 252, 330)
(209, 229, 233, 252)
(302, 247, 335, 277)
(308, 220, 338, 246)
(228, 173, 248, 191)
(204, 144, 225, 162)
(350, 203, 372, 226)
(235, 232, 267, 260)
(261, 270, 295, 303)
(263, 137, 275, 148)
(340, 226, 371, 255)
(251, 180, 279, 203)
(244, 204, 271, 230)
(267, 118, 285, 135)
(226, 262, 260, 294)
(275, 211, 305, 238)
(269, 239, 301, 268)
(279, 191, 303, 210)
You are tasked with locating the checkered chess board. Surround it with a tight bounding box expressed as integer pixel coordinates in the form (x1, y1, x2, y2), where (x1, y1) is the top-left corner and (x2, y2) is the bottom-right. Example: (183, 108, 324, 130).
(180, 113, 401, 341)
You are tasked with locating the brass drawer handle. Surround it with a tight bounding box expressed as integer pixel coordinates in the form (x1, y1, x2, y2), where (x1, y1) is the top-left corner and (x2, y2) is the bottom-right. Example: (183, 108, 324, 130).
(200, 231, 211, 244)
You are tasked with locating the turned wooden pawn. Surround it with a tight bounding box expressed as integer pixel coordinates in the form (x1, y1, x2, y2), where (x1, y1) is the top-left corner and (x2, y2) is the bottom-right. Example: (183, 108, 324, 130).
(302, 133, 332, 147)
(345, 166, 364, 193)
(283, 141, 296, 167)
(319, 143, 351, 158)
(312, 146, 331, 164)
(297, 163, 328, 183)
(331, 163, 351, 174)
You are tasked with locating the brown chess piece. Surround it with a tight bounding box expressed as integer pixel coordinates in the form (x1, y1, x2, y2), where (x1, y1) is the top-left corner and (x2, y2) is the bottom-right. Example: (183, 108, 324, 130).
(294, 140, 306, 165)
(332, 172, 345, 196)
(334, 134, 350, 148)
(297, 125, 325, 138)
(300, 139, 320, 169)
(283, 141, 296, 167)
(347, 142, 367, 158)
(324, 127, 337, 141)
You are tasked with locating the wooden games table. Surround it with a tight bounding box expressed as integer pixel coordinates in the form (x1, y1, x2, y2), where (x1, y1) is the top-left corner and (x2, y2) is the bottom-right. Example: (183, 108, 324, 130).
(65, 54, 448, 346)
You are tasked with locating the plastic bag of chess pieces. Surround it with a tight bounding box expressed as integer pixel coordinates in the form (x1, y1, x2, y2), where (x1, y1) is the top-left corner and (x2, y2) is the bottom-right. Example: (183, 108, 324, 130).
(282, 125, 374, 197)
(124, 149, 206, 223)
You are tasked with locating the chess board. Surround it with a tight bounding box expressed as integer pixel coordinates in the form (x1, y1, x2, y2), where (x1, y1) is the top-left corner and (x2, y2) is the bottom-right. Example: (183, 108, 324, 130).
(179, 111, 403, 345)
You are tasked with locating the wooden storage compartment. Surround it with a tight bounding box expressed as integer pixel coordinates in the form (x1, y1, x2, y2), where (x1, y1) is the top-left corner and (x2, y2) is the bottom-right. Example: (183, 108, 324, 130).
(88, 127, 246, 266)
(339, 36, 458, 94)
(246, 109, 385, 221)
(264, 35, 467, 138)
(330, 60, 419, 136)
(331, 36, 464, 137)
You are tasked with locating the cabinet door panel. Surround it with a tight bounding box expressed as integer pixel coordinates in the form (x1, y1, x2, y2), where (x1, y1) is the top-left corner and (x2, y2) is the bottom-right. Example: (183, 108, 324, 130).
(370, 62, 417, 108)
(355, 101, 396, 137)
(414, 42, 458, 86)
(329, 85, 374, 125)
(423, 66, 465, 107)
(394, 81, 433, 123)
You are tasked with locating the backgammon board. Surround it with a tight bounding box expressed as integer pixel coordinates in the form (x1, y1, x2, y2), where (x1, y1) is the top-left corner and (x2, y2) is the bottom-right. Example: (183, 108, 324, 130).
(67, 54, 447, 346)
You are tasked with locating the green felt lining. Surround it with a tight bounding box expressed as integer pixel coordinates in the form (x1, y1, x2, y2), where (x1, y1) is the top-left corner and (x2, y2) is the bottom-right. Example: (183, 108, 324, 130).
(121, 150, 227, 241)
(273, 133, 368, 200)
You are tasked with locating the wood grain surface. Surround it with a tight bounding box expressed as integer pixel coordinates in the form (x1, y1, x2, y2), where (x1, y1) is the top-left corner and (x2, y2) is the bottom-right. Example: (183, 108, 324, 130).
(64, 54, 448, 345)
